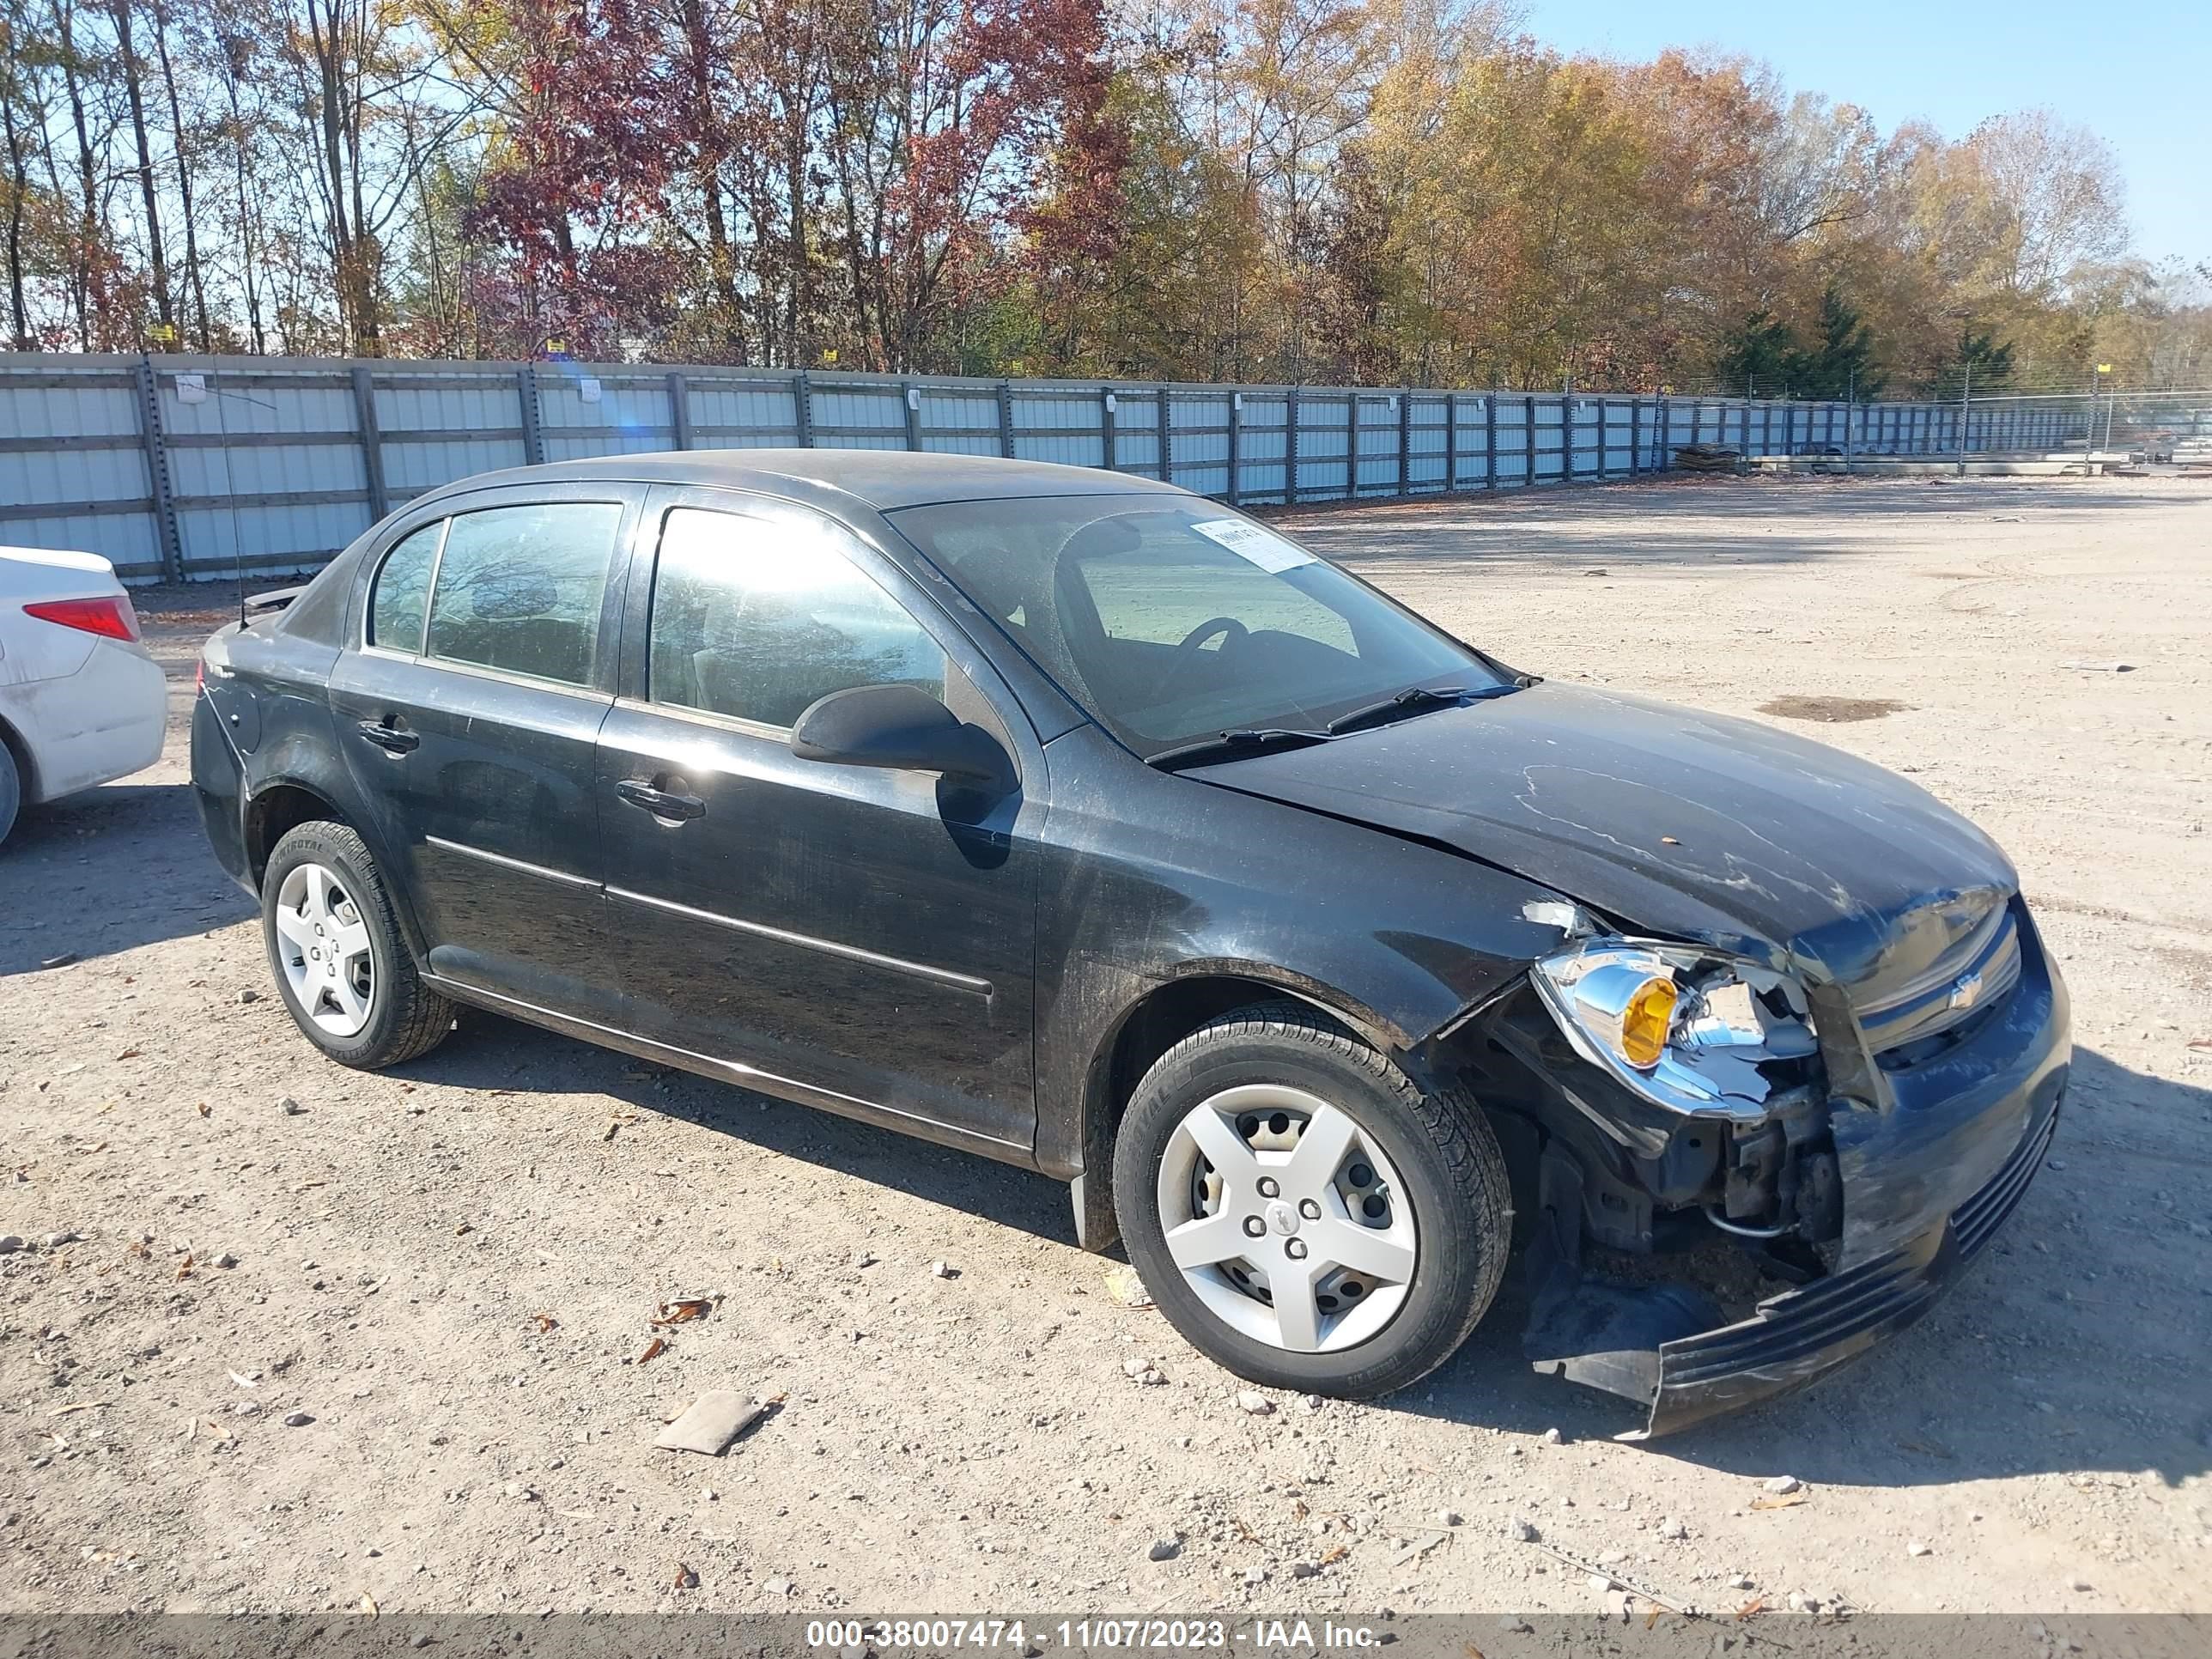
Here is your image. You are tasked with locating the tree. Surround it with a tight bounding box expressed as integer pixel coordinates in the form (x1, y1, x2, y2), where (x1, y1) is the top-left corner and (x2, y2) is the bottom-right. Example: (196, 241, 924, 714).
(1714, 308, 1794, 396)
(1784, 282, 1881, 398)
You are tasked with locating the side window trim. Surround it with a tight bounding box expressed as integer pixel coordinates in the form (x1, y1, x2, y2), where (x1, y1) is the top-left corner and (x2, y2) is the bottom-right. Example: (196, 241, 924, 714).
(356, 490, 640, 699)
(362, 515, 449, 656)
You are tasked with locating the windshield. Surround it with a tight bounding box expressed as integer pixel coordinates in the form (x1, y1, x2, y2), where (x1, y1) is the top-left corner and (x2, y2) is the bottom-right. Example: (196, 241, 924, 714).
(887, 495, 1505, 757)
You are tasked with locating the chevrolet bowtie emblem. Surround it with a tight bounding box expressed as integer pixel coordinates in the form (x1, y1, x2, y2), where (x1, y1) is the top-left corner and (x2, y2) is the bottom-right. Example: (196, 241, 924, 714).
(1947, 970, 1984, 1012)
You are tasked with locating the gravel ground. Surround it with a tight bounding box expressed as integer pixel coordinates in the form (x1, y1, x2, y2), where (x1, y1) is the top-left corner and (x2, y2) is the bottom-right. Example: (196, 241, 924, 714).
(2, 471, 2209, 1620)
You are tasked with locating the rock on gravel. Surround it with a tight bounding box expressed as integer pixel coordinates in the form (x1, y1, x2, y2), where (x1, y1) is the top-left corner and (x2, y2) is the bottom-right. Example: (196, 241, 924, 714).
(1907, 1540, 1932, 1557)
(1508, 1518, 1540, 1542)
(1236, 1390, 1274, 1415)
(1437, 1510, 1462, 1528)
(1540, 1427, 1563, 1444)
(282, 1412, 314, 1427)
(0, 1236, 23, 1254)
(1147, 1539, 1181, 1562)
(654, 1391, 766, 1456)
(1658, 1516, 1687, 1540)
(279, 1096, 305, 1115)
(1764, 1475, 1802, 1495)
(212, 1249, 240, 1268)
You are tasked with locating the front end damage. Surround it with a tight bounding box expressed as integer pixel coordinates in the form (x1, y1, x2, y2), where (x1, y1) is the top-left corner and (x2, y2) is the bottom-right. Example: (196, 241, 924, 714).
(1448, 896, 2070, 1438)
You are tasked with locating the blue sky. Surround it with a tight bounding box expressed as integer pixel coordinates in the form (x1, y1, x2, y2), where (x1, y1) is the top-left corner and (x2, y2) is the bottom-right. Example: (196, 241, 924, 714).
(1522, 0, 2208, 270)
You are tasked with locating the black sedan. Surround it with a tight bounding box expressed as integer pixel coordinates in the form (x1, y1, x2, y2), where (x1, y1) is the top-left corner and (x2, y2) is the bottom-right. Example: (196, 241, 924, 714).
(190, 452, 2068, 1435)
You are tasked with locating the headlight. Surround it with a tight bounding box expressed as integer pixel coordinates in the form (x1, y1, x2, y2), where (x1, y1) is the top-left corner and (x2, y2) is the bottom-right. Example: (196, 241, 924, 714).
(1532, 939, 1820, 1121)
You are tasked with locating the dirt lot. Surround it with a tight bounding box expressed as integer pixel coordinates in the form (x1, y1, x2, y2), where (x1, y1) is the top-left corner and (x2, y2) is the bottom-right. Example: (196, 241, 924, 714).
(3, 472, 2209, 1621)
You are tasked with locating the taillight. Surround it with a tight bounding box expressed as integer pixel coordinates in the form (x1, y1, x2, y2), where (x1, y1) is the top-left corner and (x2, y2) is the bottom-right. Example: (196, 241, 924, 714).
(23, 594, 140, 642)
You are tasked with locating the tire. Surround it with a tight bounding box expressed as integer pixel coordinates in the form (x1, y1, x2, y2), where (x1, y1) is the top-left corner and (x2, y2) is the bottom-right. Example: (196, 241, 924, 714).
(0, 741, 18, 848)
(1113, 1000, 1511, 1398)
(261, 820, 454, 1069)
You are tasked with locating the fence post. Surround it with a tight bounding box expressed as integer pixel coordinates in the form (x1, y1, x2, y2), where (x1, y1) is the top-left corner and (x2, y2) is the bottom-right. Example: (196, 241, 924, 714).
(1484, 393, 1498, 487)
(1102, 387, 1118, 474)
(666, 371, 692, 451)
(1596, 399, 1609, 481)
(1158, 385, 1173, 483)
(1628, 398, 1641, 477)
(1344, 394, 1358, 501)
(1443, 395, 1458, 491)
(793, 372, 814, 447)
(132, 356, 182, 584)
(1523, 395, 1536, 485)
(1226, 392, 1243, 507)
(1285, 388, 1299, 506)
(349, 365, 390, 522)
(997, 381, 1016, 459)
(901, 380, 922, 450)
(1397, 392, 1412, 496)
(517, 365, 544, 465)
(1561, 398, 1575, 483)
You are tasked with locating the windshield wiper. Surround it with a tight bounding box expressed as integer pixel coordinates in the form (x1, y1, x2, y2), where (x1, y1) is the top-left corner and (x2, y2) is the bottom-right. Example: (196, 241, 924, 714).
(1325, 680, 1519, 738)
(1146, 727, 1333, 772)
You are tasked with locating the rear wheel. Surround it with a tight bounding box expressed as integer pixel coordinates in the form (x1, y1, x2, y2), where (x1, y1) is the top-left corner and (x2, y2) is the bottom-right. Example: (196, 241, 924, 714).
(262, 821, 453, 1069)
(0, 742, 17, 848)
(1112, 1001, 1512, 1398)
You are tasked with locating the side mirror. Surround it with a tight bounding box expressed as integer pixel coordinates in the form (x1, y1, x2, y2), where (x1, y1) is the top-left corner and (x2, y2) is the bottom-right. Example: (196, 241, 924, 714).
(789, 684, 1016, 796)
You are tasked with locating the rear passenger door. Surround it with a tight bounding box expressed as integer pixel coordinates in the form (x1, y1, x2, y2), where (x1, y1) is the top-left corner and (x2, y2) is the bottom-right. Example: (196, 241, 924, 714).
(330, 484, 641, 1019)
(592, 489, 1040, 1157)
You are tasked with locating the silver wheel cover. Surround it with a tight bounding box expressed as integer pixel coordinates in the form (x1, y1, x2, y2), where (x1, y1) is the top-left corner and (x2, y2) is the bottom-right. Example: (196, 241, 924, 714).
(271, 861, 375, 1038)
(1155, 1084, 1418, 1353)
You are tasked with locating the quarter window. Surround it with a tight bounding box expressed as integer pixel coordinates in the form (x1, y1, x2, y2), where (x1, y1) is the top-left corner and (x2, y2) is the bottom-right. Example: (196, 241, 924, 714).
(422, 502, 623, 688)
(368, 520, 443, 653)
(647, 507, 946, 729)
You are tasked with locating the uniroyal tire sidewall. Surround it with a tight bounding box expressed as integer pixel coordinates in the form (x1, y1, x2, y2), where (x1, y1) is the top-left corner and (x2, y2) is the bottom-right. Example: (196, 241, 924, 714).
(261, 826, 404, 1065)
(1116, 1023, 1494, 1398)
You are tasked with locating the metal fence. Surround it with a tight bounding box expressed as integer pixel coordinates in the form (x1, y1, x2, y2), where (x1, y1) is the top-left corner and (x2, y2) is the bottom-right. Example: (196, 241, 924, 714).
(0, 353, 2088, 585)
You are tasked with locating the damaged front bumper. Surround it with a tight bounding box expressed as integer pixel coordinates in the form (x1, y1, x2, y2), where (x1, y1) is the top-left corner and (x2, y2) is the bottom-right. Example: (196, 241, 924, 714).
(1522, 902, 2070, 1437)
(1624, 1083, 2057, 1436)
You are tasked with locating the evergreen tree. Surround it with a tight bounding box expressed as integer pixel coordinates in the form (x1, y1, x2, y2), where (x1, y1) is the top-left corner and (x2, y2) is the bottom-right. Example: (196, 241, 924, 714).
(1713, 310, 1796, 396)
(1785, 283, 1884, 398)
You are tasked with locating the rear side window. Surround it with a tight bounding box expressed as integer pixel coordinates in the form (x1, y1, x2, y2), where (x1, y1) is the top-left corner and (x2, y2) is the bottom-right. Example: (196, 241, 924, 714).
(368, 521, 443, 653)
(647, 507, 945, 729)
(423, 502, 623, 688)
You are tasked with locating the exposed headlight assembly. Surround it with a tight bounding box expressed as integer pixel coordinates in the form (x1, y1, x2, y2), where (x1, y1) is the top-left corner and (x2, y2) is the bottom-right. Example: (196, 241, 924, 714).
(1533, 939, 1820, 1121)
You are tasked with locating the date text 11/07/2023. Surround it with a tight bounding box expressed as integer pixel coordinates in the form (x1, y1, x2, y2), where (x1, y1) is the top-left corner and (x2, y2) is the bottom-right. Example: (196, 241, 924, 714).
(803, 1620, 1390, 1650)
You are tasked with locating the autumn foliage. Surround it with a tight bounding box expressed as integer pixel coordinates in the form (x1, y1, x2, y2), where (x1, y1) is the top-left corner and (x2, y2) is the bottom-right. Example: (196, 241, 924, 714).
(0, 0, 2204, 391)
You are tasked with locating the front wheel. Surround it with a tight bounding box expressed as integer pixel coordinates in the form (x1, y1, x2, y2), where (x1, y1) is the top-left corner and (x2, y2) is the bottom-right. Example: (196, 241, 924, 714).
(262, 820, 454, 1069)
(1112, 1002, 1512, 1398)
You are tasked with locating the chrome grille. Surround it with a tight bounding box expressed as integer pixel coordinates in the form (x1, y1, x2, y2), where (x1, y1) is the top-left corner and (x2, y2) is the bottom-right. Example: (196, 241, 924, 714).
(1855, 902, 2023, 1054)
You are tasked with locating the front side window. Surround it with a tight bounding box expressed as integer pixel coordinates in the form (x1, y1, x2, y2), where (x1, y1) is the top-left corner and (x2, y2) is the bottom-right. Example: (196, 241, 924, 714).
(647, 507, 946, 730)
(422, 501, 623, 688)
(368, 520, 444, 653)
(888, 496, 1500, 754)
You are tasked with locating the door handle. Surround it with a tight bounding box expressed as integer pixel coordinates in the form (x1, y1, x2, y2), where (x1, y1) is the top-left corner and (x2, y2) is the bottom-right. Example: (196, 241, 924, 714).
(356, 718, 419, 754)
(616, 777, 707, 821)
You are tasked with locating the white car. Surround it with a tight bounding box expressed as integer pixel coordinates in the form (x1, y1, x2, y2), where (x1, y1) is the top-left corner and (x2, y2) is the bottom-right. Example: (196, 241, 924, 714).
(0, 545, 167, 845)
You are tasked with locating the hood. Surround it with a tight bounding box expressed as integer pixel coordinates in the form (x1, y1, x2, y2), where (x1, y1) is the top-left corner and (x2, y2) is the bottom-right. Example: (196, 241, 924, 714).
(1189, 682, 2015, 1000)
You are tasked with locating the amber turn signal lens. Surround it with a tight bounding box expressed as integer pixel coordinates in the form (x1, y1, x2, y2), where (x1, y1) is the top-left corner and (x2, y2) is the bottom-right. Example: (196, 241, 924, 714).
(1618, 977, 1678, 1068)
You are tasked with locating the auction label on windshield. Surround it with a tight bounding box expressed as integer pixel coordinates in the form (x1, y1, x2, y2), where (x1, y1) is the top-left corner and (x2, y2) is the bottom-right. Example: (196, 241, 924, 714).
(1189, 518, 1316, 573)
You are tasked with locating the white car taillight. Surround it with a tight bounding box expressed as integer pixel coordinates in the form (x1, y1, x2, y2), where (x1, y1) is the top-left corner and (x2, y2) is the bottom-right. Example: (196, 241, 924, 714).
(22, 594, 140, 642)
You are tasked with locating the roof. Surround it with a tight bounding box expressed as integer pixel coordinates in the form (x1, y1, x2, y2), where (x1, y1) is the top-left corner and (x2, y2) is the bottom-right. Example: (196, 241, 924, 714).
(414, 449, 1189, 515)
